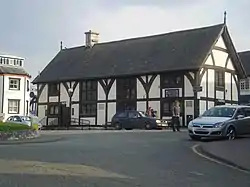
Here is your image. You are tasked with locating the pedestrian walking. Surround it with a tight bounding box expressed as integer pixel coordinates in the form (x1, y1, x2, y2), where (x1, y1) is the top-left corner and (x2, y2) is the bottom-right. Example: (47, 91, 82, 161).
(171, 100, 181, 132)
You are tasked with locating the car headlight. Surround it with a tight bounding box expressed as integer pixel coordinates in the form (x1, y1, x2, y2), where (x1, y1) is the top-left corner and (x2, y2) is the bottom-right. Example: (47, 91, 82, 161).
(156, 120, 161, 123)
(188, 121, 193, 127)
(214, 122, 224, 128)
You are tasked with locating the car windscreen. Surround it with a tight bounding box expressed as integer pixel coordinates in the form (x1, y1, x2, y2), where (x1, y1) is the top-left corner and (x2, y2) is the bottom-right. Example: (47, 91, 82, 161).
(202, 107, 236, 117)
(21, 116, 31, 121)
(138, 111, 146, 117)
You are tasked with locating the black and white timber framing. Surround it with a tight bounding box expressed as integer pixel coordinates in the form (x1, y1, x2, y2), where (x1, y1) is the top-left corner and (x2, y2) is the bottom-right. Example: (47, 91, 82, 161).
(33, 23, 247, 127)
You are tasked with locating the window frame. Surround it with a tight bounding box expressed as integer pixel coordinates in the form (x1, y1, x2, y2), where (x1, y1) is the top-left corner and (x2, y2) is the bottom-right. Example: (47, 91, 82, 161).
(8, 99, 20, 114)
(215, 71, 225, 89)
(48, 104, 59, 116)
(48, 83, 59, 96)
(80, 80, 97, 117)
(9, 78, 20, 90)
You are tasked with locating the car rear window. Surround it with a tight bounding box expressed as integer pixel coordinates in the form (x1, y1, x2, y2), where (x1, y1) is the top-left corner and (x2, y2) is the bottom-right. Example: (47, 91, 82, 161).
(115, 112, 127, 118)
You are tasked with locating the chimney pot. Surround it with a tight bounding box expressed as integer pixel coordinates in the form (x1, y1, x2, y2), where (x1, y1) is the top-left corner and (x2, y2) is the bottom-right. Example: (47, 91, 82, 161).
(85, 30, 99, 47)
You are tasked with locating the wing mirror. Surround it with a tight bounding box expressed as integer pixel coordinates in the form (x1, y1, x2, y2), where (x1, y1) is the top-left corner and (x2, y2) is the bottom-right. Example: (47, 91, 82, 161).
(236, 114, 244, 119)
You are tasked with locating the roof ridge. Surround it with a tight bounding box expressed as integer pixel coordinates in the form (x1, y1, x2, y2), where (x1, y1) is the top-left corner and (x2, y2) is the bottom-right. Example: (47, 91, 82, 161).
(63, 23, 224, 51)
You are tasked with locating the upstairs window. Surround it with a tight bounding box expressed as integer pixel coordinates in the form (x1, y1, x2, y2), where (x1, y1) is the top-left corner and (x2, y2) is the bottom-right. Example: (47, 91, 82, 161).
(117, 78, 136, 100)
(215, 71, 225, 88)
(240, 79, 249, 90)
(80, 80, 97, 117)
(161, 74, 182, 88)
(9, 78, 20, 90)
(48, 83, 59, 96)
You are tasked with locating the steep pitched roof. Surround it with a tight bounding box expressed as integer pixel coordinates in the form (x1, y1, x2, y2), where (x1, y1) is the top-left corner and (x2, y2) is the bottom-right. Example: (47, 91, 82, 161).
(0, 65, 30, 76)
(33, 24, 226, 84)
(238, 51, 250, 76)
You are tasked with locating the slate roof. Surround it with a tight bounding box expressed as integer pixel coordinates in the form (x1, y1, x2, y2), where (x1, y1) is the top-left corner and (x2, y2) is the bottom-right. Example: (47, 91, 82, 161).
(0, 65, 30, 76)
(33, 24, 227, 83)
(238, 51, 250, 76)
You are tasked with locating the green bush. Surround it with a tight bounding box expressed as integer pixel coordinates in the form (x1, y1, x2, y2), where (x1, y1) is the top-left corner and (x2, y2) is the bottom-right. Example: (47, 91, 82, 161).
(0, 122, 32, 132)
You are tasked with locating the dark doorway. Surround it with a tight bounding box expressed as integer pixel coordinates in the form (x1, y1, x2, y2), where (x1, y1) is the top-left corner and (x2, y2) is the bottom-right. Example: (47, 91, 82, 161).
(59, 103, 70, 127)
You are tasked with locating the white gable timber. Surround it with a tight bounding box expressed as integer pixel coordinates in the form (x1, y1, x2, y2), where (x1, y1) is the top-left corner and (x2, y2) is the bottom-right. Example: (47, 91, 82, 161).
(212, 50, 228, 67)
(226, 58, 235, 71)
(204, 55, 213, 65)
(215, 36, 226, 49)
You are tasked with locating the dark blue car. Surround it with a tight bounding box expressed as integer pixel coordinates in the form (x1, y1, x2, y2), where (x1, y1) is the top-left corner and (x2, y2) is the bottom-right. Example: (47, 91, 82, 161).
(111, 110, 165, 130)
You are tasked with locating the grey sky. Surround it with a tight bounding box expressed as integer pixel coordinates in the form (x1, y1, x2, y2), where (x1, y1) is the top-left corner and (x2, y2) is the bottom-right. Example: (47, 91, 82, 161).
(0, 0, 249, 80)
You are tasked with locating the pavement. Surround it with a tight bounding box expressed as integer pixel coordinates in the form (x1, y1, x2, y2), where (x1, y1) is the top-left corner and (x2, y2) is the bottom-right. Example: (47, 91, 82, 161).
(0, 130, 249, 187)
(197, 136, 250, 172)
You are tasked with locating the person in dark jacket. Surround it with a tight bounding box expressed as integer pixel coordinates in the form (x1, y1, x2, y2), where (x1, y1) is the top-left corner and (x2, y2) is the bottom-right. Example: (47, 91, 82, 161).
(171, 100, 181, 132)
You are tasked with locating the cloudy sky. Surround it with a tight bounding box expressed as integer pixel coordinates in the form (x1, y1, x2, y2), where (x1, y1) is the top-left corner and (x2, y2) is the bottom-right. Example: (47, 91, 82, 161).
(0, 0, 249, 80)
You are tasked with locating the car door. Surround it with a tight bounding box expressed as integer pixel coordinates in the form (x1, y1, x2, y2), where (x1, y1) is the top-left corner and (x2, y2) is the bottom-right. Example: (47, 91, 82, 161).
(233, 108, 248, 135)
(127, 111, 141, 129)
(242, 107, 250, 134)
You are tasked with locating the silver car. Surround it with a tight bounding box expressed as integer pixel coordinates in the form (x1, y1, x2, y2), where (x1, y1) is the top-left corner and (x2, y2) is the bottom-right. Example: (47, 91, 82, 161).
(188, 105, 250, 140)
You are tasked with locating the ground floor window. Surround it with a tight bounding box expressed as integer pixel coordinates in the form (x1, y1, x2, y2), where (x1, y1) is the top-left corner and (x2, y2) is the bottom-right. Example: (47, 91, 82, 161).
(48, 104, 59, 115)
(116, 101, 136, 112)
(81, 103, 96, 116)
(161, 99, 183, 117)
(8, 99, 20, 114)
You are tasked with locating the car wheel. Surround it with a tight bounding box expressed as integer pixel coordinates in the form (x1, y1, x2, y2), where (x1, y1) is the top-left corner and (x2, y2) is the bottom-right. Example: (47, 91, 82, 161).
(189, 135, 201, 141)
(114, 123, 122, 130)
(145, 123, 151, 130)
(226, 126, 236, 140)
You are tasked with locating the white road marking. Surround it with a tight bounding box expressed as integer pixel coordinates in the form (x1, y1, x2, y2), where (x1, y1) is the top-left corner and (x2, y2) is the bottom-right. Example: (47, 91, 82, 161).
(192, 144, 250, 174)
(189, 171, 204, 176)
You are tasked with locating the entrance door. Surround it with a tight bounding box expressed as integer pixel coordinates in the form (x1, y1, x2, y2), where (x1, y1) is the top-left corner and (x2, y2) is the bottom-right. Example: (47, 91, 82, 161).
(59, 104, 70, 127)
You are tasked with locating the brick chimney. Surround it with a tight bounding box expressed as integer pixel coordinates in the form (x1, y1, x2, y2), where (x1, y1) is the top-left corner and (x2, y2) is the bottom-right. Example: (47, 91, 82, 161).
(85, 30, 99, 47)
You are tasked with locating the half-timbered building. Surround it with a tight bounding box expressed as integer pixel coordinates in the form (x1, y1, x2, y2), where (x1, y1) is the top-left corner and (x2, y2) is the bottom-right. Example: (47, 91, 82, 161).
(238, 50, 250, 104)
(33, 23, 246, 127)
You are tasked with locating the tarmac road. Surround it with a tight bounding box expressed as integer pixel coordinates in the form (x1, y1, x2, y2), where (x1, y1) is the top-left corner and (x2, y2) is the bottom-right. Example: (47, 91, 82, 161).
(0, 130, 249, 187)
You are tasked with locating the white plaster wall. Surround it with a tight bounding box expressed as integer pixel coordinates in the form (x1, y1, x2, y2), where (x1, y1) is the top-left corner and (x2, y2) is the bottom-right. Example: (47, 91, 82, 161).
(215, 36, 227, 49)
(149, 75, 160, 98)
(184, 75, 194, 97)
(212, 50, 228, 67)
(226, 59, 235, 71)
(3, 75, 30, 119)
(71, 103, 79, 119)
(225, 72, 232, 101)
(198, 71, 207, 98)
(216, 91, 224, 100)
(199, 100, 207, 115)
(108, 102, 116, 122)
(38, 104, 46, 121)
(232, 78, 238, 101)
(149, 101, 160, 118)
(60, 83, 69, 104)
(108, 80, 116, 100)
(72, 83, 79, 102)
(97, 103, 106, 125)
(49, 96, 58, 103)
(137, 76, 146, 99)
(137, 101, 146, 112)
(207, 69, 215, 98)
(98, 82, 106, 100)
(80, 117, 95, 125)
(39, 84, 48, 103)
(208, 101, 214, 109)
(204, 55, 213, 65)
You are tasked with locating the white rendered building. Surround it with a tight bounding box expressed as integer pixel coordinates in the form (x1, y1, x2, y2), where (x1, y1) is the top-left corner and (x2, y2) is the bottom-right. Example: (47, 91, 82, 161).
(0, 54, 31, 121)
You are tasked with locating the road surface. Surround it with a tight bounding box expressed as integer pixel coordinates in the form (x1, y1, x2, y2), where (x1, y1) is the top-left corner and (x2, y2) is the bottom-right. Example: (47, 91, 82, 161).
(0, 130, 249, 187)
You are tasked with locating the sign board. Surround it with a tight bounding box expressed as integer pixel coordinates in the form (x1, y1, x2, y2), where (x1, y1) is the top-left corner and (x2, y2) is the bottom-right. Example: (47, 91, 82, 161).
(164, 88, 179, 97)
